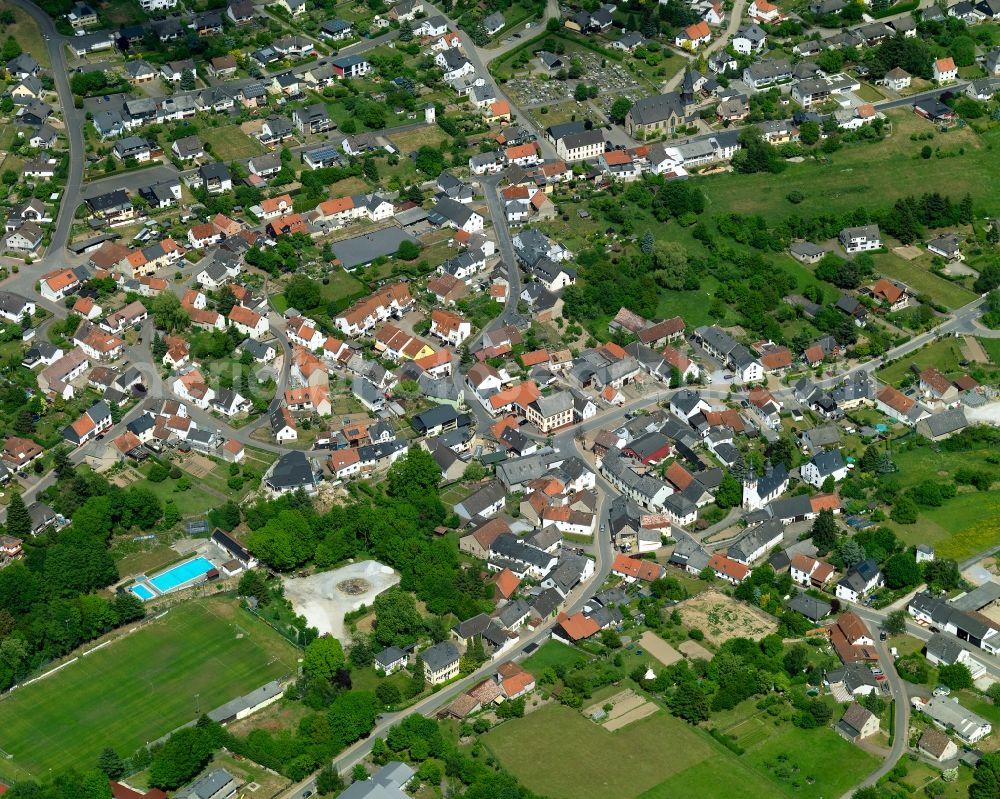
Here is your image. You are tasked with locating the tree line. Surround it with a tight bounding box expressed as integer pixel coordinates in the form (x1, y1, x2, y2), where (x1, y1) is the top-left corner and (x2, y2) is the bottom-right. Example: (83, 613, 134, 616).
(0, 462, 162, 690)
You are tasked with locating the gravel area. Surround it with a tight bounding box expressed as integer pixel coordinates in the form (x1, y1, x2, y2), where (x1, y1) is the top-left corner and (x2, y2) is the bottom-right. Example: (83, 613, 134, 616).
(282, 560, 400, 642)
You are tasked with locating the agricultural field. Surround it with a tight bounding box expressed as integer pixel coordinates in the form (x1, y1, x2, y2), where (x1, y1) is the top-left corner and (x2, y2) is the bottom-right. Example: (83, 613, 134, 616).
(0, 599, 298, 781)
(676, 590, 779, 647)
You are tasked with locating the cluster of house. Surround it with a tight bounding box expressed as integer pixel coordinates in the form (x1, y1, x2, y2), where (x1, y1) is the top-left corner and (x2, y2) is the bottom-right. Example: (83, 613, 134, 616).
(814, 581, 1000, 752)
(2, 54, 61, 256)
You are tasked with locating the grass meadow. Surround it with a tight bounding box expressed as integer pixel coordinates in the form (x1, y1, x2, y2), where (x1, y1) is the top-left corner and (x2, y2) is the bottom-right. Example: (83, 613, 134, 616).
(485, 699, 877, 799)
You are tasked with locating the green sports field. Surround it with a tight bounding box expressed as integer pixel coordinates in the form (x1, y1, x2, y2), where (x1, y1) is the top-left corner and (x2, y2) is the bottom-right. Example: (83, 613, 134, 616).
(0, 599, 298, 781)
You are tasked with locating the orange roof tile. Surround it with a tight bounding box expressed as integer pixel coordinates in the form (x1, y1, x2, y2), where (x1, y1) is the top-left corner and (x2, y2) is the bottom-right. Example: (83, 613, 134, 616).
(493, 568, 520, 599)
(521, 349, 549, 367)
(319, 196, 354, 216)
(502, 671, 535, 697)
(505, 143, 538, 160)
(810, 493, 841, 513)
(708, 554, 750, 581)
(602, 150, 632, 166)
(612, 553, 663, 581)
(261, 193, 292, 214)
(685, 20, 711, 38)
(555, 611, 600, 641)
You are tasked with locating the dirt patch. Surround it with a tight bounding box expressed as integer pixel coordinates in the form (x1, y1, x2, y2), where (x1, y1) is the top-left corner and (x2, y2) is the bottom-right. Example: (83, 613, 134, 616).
(639, 631, 682, 667)
(177, 452, 216, 478)
(603, 703, 658, 731)
(676, 590, 778, 647)
(962, 335, 990, 365)
(678, 639, 713, 661)
(109, 471, 137, 488)
(893, 245, 923, 261)
(583, 689, 657, 731)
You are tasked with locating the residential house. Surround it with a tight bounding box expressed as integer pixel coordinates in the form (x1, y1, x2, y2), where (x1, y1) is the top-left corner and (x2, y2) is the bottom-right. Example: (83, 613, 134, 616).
(790, 554, 835, 587)
(801, 449, 848, 488)
(933, 57, 959, 82)
(836, 560, 883, 603)
(838, 703, 880, 741)
(422, 641, 460, 685)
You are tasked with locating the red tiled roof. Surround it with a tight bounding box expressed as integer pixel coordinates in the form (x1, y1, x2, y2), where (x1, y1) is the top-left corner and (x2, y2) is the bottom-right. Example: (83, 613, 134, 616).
(555, 611, 600, 641)
(493, 568, 520, 599)
(612, 553, 663, 581)
(708, 553, 750, 581)
(876, 384, 914, 414)
(810, 493, 841, 513)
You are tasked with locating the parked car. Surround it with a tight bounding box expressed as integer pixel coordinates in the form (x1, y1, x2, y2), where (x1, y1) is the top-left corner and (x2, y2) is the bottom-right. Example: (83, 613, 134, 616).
(933, 685, 951, 697)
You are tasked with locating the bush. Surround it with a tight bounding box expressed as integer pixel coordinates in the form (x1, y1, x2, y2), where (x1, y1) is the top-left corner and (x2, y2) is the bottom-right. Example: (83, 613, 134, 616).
(148, 463, 169, 482)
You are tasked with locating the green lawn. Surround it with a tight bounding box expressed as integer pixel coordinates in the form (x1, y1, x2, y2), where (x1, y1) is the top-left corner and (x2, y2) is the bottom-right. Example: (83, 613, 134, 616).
(201, 125, 265, 161)
(871, 252, 977, 310)
(486, 703, 876, 799)
(854, 83, 885, 102)
(522, 641, 589, 673)
(893, 489, 1000, 561)
(639, 757, 782, 799)
(699, 110, 1000, 223)
(887, 440, 1000, 558)
(978, 337, 1000, 365)
(740, 724, 878, 797)
(484, 706, 714, 799)
(876, 338, 967, 385)
(132, 465, 221, 517)
(0, 599, 299, 781)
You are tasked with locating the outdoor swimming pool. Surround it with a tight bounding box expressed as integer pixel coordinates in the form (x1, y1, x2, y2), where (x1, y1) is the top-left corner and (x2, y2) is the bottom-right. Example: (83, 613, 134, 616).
(131, 584, 155, 601)
(149, 557, 215, 594)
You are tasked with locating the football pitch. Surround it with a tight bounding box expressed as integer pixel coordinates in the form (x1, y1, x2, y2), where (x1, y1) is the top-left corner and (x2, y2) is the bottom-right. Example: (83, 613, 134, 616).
(0, 599, 299, 781)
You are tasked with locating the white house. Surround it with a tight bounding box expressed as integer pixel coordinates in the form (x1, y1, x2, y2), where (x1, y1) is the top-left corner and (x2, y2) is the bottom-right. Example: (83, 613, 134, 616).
(228, 306, 269, 340)
(839, 225, 881, 253)
(835, 560, 883, 603)
(933, 57, 959, 83)
(801, 449, 849, 488)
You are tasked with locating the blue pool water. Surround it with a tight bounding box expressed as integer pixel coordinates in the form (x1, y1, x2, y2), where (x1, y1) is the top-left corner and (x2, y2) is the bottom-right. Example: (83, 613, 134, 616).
(149, 557, 214, 593)
(131, 584, 155, 601)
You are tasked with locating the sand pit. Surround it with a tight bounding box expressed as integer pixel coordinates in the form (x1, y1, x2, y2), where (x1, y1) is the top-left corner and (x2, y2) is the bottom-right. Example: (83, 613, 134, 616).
(283, 560, 400, 641)
(676, 590, 778, 647)
(639, 631, 682, 667)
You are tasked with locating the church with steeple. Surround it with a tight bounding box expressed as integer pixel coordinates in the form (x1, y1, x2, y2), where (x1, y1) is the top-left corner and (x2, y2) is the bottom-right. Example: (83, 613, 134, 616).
(742, 461, 789, 511)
